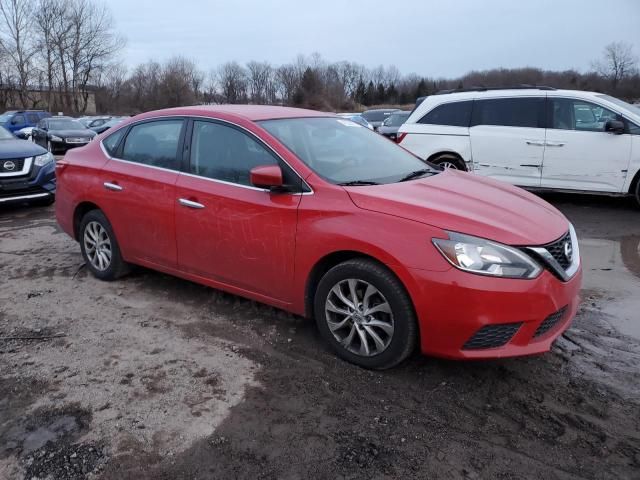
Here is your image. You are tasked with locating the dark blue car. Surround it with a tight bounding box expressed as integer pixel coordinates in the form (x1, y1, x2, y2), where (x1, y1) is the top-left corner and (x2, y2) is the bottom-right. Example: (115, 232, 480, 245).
(0, 110, 51, 135)
(0, 126, 55, 206)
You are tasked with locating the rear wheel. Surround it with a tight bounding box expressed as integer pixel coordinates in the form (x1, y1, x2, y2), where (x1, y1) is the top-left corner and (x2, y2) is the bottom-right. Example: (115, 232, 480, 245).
(431, 153, 466, 171)
(79, 210, 130, 280)
(633, 178, 640, 209)
(314, 258, 418, 369)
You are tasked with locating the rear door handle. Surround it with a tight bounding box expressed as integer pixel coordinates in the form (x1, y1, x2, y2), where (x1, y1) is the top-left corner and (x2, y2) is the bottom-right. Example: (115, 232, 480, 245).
(545, 141, 566, 147)
(525, 140, 545, 146)
(103, 182, 123, 191)
(178, 198, 205, 209)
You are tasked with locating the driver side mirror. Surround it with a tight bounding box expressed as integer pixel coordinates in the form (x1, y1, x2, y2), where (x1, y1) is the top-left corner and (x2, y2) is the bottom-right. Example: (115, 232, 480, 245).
(250, 165, 283, 190)
(605, 119, 624, 134)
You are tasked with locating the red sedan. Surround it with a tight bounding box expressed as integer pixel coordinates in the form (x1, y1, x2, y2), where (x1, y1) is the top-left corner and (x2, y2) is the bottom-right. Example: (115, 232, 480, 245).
(55, 106, 582, 369)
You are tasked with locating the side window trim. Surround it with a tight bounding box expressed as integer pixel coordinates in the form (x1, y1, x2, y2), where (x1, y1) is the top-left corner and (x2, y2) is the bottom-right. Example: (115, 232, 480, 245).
(183, 117, 311, 193)
(111, 117, 188, 172)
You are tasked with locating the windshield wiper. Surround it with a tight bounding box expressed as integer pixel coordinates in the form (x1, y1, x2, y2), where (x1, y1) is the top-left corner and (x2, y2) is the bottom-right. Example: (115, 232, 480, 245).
(398, 169, 435, 182)
(338, 180, 380, 186)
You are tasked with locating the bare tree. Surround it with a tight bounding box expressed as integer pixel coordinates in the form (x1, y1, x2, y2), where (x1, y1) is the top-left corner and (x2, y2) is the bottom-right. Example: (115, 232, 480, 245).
(247, 61, 274, 104)
(217, 61, 247, 104)
(0, 0, 37, 107)
(593, 41, 638, 89)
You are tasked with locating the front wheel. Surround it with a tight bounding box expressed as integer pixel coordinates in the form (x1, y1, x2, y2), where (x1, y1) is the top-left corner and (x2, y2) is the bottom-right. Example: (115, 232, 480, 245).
(79, 210, 130, 280)
(314, 259, 418, 369)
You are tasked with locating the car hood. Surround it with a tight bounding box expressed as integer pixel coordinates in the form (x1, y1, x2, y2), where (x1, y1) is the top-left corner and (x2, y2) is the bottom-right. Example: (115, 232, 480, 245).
(344, 170, 568, 246)
(0, 138, 47, 159)
(50, 129, 95, 137)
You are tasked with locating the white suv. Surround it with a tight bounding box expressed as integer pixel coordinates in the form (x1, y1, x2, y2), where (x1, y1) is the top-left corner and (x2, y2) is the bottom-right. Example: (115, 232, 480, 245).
(397, 87, 640, 206)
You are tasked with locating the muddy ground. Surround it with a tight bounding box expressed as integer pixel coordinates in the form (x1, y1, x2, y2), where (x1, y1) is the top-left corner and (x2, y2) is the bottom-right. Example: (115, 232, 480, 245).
(0, 193, 639, 480)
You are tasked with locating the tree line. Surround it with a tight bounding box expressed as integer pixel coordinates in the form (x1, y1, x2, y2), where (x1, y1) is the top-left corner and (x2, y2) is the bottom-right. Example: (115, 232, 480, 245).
(0, 0, 638, 115)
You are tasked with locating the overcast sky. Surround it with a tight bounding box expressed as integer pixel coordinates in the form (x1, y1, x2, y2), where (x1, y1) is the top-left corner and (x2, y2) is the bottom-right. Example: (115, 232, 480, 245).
(108, 0, 640, 78)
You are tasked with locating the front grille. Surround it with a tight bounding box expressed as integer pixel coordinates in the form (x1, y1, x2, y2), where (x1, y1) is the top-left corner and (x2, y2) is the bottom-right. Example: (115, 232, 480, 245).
(0, 157, 25, 173)
(543, 232, 572, 269)
(534, 306, 568, 338)
(463, 323, 522, 350)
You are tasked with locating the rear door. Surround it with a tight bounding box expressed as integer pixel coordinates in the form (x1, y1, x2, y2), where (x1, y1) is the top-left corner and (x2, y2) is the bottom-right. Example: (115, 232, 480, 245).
(99, 118, 185, 267)
(541, 97, 632, 192)
(175, 119, 301, 303)
(469, 96, 546, 187)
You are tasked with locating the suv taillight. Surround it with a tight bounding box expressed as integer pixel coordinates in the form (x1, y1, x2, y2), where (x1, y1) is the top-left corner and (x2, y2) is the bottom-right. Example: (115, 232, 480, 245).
(396, 133, 407, 144)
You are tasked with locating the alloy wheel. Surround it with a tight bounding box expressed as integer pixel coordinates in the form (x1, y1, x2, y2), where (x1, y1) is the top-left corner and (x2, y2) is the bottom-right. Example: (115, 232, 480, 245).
(324, 278, 394, 357)
(83, 221, 112, 271)
(439, 161, 459, 170)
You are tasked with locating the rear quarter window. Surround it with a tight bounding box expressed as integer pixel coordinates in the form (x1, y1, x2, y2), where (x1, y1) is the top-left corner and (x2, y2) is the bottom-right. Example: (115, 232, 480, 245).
(418, 101, 472, 127)
(102, 129, 125, 156)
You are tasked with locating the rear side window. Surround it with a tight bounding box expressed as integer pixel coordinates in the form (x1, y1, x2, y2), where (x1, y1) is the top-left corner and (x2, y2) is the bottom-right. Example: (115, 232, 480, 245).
(190, 120, 277, 186)
(418, 101, 472, 127)
(103, 129, 125, 156)
(12, 114, 25, 125)
(121, 120, 183, 170)
(27, 113, 39, 123)
(471, 98, 544, 128)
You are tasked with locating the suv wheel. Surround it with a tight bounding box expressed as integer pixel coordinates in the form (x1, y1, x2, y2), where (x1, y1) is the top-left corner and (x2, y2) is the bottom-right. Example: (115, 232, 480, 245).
(314, 259, 417, 369)
(431, 154, 466, 171)
(633, 178, 640, 209)
(79, 210, 130, 280)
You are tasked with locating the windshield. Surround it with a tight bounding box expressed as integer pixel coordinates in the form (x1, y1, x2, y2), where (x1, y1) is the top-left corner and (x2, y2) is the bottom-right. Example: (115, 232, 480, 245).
(0, 112, 15, 123)
(0, 126, 14, 139)
(383, 113, 410, 127)
(259, 117, 437, 185)
(49, 119, 85, 130)
(596, 94, 640, 117)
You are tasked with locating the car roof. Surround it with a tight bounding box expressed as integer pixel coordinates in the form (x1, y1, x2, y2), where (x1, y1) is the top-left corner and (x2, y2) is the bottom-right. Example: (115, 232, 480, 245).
(136, 105, 333, 122)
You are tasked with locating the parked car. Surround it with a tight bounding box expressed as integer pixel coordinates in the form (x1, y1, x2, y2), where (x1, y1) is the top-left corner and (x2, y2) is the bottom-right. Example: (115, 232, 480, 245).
(361, 108, 400, 131)
(84, 116, 112, 129)
(91, 116, 128, 134)
(378, 111, 411, 141)
(336, 113, 374, 130)
(31, 116, 97, 154)
(15, 126, 34, 141)
(398, 87, 640, 206)
(0, 126, 56, 206)
(56, 106, 581, 369)
(0, 110, 51, 135)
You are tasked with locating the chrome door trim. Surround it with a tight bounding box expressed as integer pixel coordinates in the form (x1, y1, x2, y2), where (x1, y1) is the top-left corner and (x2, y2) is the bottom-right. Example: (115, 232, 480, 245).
(99, 115, 314, 195)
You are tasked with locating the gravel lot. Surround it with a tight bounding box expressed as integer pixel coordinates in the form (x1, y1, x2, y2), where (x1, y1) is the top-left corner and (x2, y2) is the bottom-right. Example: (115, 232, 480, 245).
(1, 193, 639, 480)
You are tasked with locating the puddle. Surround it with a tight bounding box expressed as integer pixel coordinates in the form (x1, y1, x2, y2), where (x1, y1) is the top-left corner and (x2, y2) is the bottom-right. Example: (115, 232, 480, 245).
(22, 415, 80, 452)
(580, 235, 640, 340)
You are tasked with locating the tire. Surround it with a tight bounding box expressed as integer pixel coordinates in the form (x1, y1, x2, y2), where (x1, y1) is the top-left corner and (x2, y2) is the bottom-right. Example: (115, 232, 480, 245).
(314, 258, 418, 369)
(431, 154, 466, 171)
(633, 178, 640, 210)
(79, 209, 130, 281)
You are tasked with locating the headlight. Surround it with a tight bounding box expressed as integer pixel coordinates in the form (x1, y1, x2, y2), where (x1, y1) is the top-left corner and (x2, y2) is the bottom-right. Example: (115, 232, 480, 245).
(50, 135, 62, 142)
(34, 152, 55, 167)
(432, 232, 542, 279)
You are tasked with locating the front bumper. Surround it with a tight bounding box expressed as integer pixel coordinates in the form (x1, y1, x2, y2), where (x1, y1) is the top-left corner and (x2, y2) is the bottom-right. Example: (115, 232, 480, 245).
(408, 265, 582, 359)
(50, 138, 91, 153)
(0, 161, 56, 205)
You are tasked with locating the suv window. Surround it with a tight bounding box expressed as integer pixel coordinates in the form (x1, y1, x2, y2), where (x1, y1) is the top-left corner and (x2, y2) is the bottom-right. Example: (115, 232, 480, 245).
(121, 120, 183, 169)
(12, 114, 25, 125)
(27, 113, 39, 124)
(549, 98, 621, 132)
(471, 97, 544, 128)
(419, 101, 472, 127)
(190, 120, 277, 186)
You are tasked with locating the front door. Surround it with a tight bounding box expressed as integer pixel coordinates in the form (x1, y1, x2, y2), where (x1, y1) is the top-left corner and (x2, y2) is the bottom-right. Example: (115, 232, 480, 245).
(175, 119, 300, 303)
(469, 96, 546, 187)
(541, 98, 632, 192)
(99, 118, 185, 267)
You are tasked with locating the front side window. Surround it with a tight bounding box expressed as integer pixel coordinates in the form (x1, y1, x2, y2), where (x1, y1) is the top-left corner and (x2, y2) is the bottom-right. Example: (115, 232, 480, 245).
(260, 117, 438, 185)
(419, 101, 472, 127)
(190, 121, 277, 186)
(27, 113, 39, 123)
(471, 97, 544, 128)
(121, 120, 183, 169)
(549, 98, 621, 132)
(12, 114, 25, 125)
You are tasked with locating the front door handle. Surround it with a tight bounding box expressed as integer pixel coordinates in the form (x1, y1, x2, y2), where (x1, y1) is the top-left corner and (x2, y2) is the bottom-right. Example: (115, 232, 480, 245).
(525, 140, 545, 146)
(178, 198, 205, 209)
(103, 182, 123, 191)
(545, 141, 566, 147)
